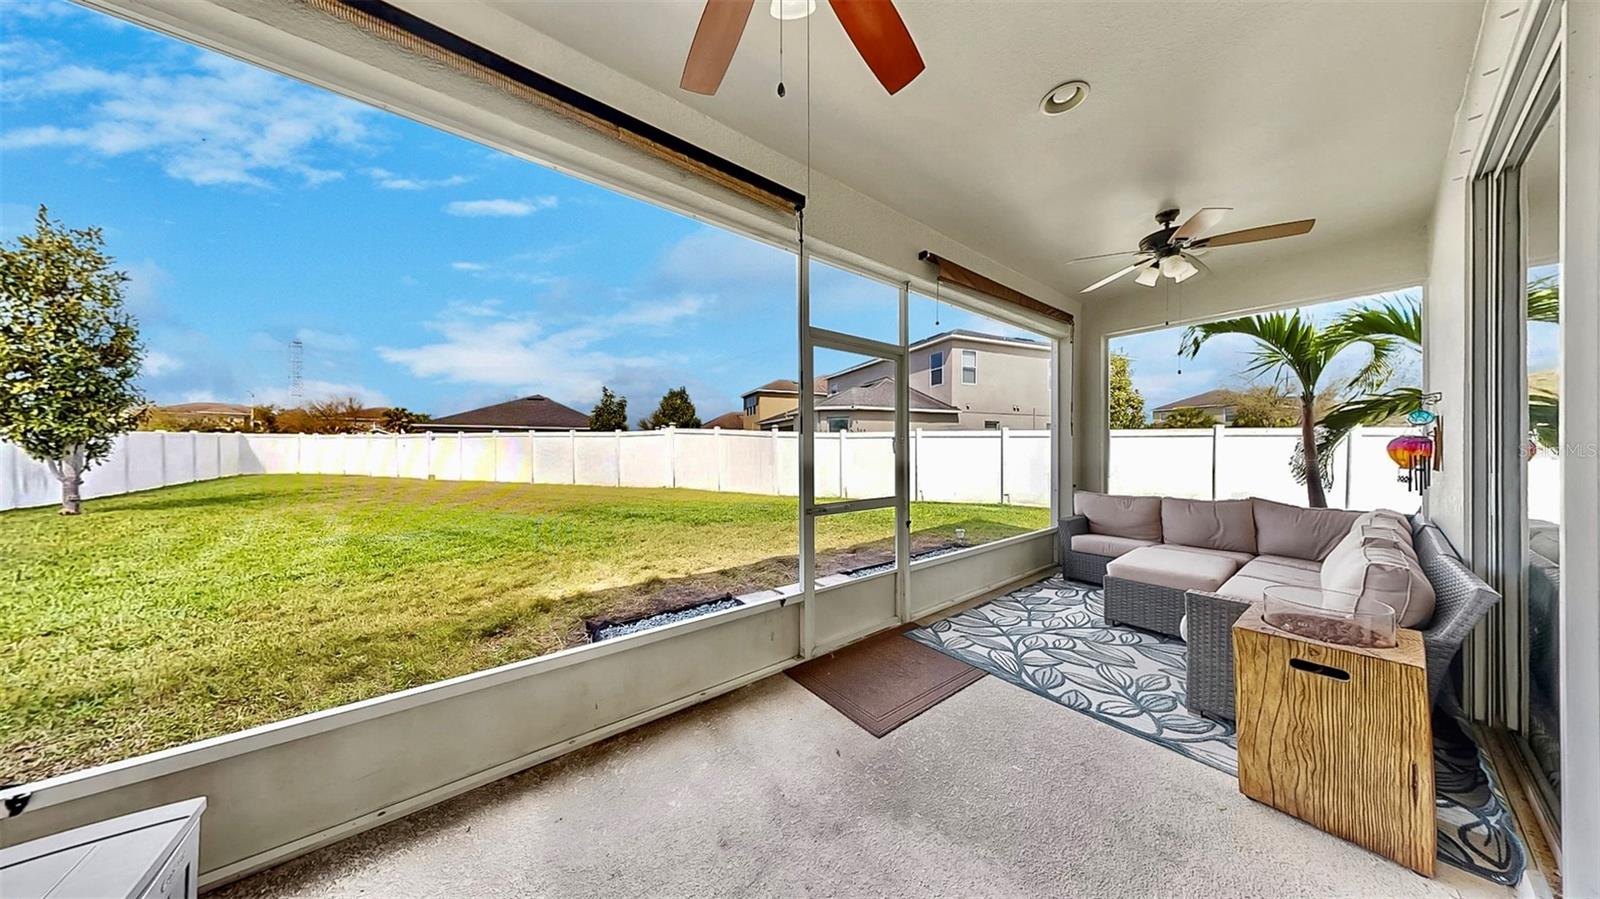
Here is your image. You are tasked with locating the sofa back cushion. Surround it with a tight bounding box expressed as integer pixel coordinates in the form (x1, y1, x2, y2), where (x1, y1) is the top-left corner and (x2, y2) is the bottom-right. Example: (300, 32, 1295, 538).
(1319, 527, 1436, 627)
(1074, 491, 1162, 540)
(1352, 510, 1418, 560)
(1252, 498, 1360, 561)
(1161, 498, 1257, 553)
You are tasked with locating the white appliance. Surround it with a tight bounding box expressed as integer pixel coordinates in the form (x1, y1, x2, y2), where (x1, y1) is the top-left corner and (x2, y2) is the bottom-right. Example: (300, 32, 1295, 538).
(0, 797, 206, 899)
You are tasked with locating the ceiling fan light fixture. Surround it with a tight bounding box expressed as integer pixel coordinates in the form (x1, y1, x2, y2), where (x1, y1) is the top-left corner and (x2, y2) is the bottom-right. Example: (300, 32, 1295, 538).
(769, 0, 816, 20)
(1134, 263, 1161, 288)
(1039, 80, 1091, 116)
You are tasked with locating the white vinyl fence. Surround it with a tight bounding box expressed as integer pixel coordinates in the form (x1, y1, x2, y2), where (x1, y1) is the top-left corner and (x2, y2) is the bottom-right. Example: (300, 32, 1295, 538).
(11, 426, 1549, 517)
(0, 428, 1054, 512)
(0, 432, 243, 513)
(1109, 425, 1429, 513)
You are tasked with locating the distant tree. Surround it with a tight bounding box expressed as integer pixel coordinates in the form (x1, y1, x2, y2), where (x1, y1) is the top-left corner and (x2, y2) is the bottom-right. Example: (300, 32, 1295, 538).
(589, 386, 629, 431)
(0, 207, 144, 514)
(303, 397, 369, 433)
(1157, 407, 1218, 429)
(1107, 352, 1145, 429)
(379, 407, 430, 433)
(250, 405, 277, 433)
(638, 386, 701, 430)
(271, 407, 316, 434)
(1229, 386, 1299, 428)
(137, 410, 249, 433)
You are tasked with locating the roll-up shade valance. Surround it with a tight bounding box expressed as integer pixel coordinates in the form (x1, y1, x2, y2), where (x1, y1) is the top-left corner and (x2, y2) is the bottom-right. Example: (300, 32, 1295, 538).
(917, 252, 1074, 326)
(311, 0, 805, 216)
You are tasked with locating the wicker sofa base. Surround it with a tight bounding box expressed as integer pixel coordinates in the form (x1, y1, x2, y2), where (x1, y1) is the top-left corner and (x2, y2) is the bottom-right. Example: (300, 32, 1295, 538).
(1058, 516, 1114, 585)
(1102, 576, 1187, 638)
(1182, 590, 1252, 721)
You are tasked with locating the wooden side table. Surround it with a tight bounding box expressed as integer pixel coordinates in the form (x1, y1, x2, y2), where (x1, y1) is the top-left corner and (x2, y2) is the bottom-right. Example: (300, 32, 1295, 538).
(1232, 605, 1435, 876)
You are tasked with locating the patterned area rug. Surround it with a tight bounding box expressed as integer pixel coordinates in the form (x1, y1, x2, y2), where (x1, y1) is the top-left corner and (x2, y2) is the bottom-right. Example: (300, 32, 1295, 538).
(907, 576, 1527, 887)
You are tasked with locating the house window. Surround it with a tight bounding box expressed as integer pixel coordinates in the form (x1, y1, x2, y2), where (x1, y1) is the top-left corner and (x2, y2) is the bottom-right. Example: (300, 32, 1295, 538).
(961, 349, 977, 384)
(930, 351, 944, 386)
(743, 397, 757, 415)
(984, 420, 1000, 429)
(827, 417, 851, 432)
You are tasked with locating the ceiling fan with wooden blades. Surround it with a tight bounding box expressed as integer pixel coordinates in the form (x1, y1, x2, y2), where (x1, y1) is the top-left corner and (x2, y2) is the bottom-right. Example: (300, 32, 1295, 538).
(680, 0, 925, 96)
(1073, 207, 1316, 294)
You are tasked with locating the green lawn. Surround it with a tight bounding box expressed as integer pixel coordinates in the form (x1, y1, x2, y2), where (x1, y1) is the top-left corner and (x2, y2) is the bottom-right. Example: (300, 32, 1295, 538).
(1, 475, 1047, 782)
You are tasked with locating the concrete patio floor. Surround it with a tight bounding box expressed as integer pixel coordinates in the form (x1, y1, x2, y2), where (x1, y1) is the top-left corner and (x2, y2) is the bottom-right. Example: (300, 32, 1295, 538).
(213, 663, 1510, 899)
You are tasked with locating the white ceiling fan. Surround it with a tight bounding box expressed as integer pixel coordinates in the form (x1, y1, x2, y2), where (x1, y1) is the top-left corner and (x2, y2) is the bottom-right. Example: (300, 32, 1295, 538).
(1073, 207, 1315, 293)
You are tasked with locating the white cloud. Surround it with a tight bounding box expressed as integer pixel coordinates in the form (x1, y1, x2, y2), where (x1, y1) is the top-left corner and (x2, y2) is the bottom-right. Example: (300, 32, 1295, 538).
(251, 379, 390, 408)
(141, 350, 182, 376)
(610, 295, 706, 328)
(1, 52, 374, 188)
(376, 299, 687, 405)
(444, 196, 558, 218)
(365, 167, 469, 190)
(451, 261, 487, 271)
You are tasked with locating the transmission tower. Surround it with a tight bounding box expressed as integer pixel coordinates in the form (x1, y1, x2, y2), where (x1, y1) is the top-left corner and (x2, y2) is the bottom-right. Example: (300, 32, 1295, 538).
(288, 338, 304, 403)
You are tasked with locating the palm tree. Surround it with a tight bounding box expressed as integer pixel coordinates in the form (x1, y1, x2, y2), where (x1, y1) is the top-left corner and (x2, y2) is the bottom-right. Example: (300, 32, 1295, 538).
(1180, 311, 1396, 507)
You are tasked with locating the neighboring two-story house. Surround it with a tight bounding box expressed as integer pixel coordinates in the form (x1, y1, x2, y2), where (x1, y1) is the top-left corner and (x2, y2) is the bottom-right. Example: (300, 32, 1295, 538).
(823, 330, 1051, 430)
(736, 379, 829, 430)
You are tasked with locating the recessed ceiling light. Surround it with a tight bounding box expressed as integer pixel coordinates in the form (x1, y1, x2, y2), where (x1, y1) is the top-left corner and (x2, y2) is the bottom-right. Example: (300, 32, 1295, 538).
(770, 0, 816, 20)
(1040, 80, 1090, 116)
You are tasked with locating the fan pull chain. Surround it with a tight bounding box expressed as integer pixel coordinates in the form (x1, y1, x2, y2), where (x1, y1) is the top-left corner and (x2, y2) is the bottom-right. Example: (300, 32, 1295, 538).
(1167, 280, 1182, 375)
(776, 10, 785, 97)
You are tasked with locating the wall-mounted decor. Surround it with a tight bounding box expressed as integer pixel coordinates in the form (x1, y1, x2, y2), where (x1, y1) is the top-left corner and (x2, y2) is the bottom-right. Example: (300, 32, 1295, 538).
(1387, 393, 1442, 493)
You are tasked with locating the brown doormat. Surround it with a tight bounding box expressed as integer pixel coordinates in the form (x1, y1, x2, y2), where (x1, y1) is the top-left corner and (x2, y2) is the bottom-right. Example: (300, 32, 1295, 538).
(787, 626, 985, 737)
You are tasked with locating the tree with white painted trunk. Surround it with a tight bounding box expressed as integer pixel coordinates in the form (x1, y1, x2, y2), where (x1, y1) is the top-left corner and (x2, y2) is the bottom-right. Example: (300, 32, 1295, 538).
(0, 207, 144, 515)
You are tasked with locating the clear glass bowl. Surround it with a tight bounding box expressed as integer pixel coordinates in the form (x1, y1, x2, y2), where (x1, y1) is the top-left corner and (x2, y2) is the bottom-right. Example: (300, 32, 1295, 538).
(1261, 584, 1398, 648)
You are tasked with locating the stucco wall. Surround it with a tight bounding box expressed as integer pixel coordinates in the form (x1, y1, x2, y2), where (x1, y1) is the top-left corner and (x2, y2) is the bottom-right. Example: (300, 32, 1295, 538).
(945, 342, 1052, 430)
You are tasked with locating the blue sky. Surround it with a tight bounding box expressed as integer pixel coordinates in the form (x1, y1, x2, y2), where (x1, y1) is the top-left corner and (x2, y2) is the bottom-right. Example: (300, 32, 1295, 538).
(0, 0, 1558, 422)
(0, 0, 1027, 421)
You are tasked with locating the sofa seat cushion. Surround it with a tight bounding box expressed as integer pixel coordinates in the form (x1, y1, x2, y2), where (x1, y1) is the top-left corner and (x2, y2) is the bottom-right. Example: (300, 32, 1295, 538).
(1165, 544, 1256, 566)
(1161, 498, 1258, 554)
(1074, 491, 1163, 540)
(1106, 545, 1242, 593)
(1217, 557, 1323, 602)
(1070, 533, 1158, 558)
(1252, 498, 1361, 561)
(1252, 554, 1324, 573)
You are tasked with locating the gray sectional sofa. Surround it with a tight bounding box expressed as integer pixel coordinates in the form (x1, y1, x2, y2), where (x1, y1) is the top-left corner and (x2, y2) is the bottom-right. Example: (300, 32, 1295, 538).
(1060, 491, 1499, 720)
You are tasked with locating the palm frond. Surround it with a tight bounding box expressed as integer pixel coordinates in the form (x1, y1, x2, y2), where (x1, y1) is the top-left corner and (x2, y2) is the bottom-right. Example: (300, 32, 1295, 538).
(1180, 311, 1325, 393)
(1319, 387, 1425, 437)
(1332, 296, 1422, 347)
(1527, 276, 1559, 324)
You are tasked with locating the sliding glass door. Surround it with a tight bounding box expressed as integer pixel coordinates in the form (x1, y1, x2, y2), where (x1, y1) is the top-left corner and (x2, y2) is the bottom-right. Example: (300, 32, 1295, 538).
(1470, 2, 1564, 828)
(1520, 110, 1562, 814)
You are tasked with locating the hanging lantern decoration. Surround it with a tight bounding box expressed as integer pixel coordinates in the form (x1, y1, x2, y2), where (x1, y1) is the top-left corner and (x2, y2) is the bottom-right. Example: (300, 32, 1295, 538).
(1386, 394, 1443, 495)
(1386, 434, 1435, 493)
(1388, 431, 1440, 492)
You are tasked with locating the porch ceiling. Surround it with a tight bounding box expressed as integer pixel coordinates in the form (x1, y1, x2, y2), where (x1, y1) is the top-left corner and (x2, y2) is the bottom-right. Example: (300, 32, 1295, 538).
(407, 0, 1484, 302)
